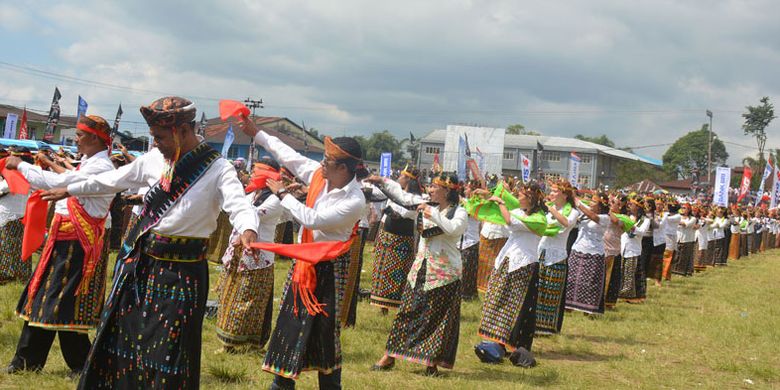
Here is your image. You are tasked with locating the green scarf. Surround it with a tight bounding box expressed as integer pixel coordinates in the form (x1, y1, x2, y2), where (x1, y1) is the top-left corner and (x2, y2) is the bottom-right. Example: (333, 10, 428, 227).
(615, 213, 636, 233)
(543, 202, 573, 237)
(740, 219, 748, 230)
(462, 182, 520, 225)
(509, 209, 548, 237)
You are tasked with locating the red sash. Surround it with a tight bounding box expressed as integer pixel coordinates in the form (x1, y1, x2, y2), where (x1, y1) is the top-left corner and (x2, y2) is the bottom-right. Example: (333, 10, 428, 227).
(27, 197, 107, 310)
(250, 168, 356, 316)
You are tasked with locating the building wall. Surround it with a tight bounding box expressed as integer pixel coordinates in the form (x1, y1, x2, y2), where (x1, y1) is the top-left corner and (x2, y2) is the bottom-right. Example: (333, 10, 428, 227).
(417, 141, 619, 189)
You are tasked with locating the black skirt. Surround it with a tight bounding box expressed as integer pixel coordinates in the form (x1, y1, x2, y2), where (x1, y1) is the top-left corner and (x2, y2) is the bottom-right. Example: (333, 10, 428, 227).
(78, 253, 209, 389)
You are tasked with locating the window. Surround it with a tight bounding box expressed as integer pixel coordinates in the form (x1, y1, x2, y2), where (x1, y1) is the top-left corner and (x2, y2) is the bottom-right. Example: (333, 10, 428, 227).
(542, 151, 561, 162)
(544, 173, 563, 181)
(581, 154, 592, 164)
(578, 175, 591, 188)
(425, 146, 440, 155)
(503, 151, 515, 160)
(227, 145, 241, 159)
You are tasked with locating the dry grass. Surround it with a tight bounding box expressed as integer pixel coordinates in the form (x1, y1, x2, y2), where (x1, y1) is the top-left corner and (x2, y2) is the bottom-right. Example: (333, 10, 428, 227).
(1, 246, 779, 389)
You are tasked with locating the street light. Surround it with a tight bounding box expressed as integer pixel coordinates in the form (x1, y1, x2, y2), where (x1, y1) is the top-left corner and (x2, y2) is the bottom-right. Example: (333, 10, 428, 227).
(706, 109, 713, 184)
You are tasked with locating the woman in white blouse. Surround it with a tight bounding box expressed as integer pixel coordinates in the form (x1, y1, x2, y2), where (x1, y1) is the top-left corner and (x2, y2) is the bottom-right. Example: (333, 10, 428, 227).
(535, 180, 580, 335)
(618, 197, 652, 303)
(673, 203, 697, 277)
(371, 174, 467, 377)
(565, 192, 618, 315)
(474, 182, 549, 367)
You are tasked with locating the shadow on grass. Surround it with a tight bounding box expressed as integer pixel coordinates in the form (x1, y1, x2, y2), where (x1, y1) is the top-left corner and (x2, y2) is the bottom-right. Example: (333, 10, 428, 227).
(447, 365, 561, 386)
(537, 350, 624, 362)
(562, 333, 654, 346)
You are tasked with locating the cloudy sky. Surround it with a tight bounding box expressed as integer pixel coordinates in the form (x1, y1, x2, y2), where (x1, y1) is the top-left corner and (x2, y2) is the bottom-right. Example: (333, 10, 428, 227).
(1, 0, 778, 163)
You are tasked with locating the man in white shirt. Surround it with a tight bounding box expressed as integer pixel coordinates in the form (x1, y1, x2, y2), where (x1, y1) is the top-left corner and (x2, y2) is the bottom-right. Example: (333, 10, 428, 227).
(41, 97, 259, 389)
(4, 115, 115, 376)
(240, 118, 365, 390)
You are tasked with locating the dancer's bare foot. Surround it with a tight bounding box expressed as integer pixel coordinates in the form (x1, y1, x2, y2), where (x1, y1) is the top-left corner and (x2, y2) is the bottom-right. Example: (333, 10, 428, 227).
(371, 354, 395, 371)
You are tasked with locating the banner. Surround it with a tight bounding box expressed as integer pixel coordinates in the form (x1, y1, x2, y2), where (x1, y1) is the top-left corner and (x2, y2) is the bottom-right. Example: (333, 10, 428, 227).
(476, 147, 485, 175)
(737, 166, 752, 203)
(17, 109, 28, 139)
(111, 104, 123, 140)
(754, 160, 773, 206)
(77, 95, 88, 121)
(568, 152, 581, 188)
(43, 87, 62, 142)
(457, 136, 467, 182)
(713, 166, 731, 207)
(432, 153, 441, 173)
(379, 152, 392, 177)
(3, 113, 18, 139)
(520, 153, 531, 183)
(771, 163, 780, 209)
(221, 123, 235, 158)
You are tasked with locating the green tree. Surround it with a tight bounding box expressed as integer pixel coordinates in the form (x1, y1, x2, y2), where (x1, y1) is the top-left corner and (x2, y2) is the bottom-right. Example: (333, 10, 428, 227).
(742, 97, 776, 161)
(362, 130, 402, 162)
(506, 123, 540, 135)
(574, 134, 616, 148)
(662, 124, 728, 180)
(615, 160, 671, 189)
(306, 127, 324, 141)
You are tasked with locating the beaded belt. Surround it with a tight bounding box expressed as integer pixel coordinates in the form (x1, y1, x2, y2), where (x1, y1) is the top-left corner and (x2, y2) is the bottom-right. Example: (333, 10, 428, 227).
(141, 232, 209, 262)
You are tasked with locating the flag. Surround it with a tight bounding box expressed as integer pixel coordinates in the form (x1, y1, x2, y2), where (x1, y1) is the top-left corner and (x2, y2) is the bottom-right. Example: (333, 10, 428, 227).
(380, 152, 392, 177)
(457, 136, 467, 182)
(568, 152, 581, 188)
(43, 87, 62, 142)
(464, 134, 472, 158)
(3, 113, 18, 139)
(197, 112, 207, 137)
(713, 166, 731, 207)
(432, 152, 442, 173)
(476, 147, 485, 175)
(409, 132, 416, 143)
(221, 124, 235, 158)
(536, 140, 544, 152)
(17, 108, 28, 139)
(111, 104, 123, 140)
(737, 166, 752, 203)
(771, 163, 780, 209)
(754, 159, 773, 206)
(520, 153, 531, 183)
(77, 95, 88, 121)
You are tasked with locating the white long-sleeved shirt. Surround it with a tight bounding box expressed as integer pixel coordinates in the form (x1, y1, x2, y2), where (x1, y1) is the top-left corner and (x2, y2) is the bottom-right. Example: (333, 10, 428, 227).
(0, 179, 28, 227)
(480, 221, 509, 240)
(538, 206, 581, 265)
(663, 213, 682, 250)
(19, 150, 115, 218)
(571, 214, 611, 255)
(621, 216, 651, 258)
(495, 210, 544, 273)
(678, 216, 697, 243)
(253, 131, 365, 242)
(66, 147, 257, 238)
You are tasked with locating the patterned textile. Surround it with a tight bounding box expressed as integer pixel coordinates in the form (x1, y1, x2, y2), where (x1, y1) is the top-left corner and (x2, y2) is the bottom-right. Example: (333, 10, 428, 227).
(672, 242, 695, 276)
(205, 212, 232, 263)
(646, 244, 665, 282)
(460, 244, 479, 300)
(740, 233, 748, 257)
(477, 236, 507, 293)
(707, 241, 720, 267)
(143, 232, 209, 261)
(370, 229, 415, 309)
(216, 264, 274, 348)
(108, 194, 129, 250)
(16, 240, 108, 332)
(618, 256, 640, 299)
(535, 261, 567, 335)
(565, 250, 605, 315)
(140, 96, 197, 127)
(694, 249, 708, 271)
(262, 252, 350, 379)
(386, 259, 462, 369)
(342, 228, 367, 327)
(478, 259, 538, 351)
(0, 219, 30, 283)
(121, 213, 139, 247)
(604, 255, 622, 308)
(634, 237, 653, 300)
(662, 249, 674, 281)
(746, 233, 754, 255)
(78, 253, 208, 389)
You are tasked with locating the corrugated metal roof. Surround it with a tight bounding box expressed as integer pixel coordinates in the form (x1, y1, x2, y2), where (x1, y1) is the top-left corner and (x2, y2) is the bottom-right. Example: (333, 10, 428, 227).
(419, 128, 660, 166)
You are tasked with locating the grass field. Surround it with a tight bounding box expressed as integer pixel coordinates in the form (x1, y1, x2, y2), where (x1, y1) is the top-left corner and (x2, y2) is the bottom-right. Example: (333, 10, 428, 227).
(1, 245, 779, 389)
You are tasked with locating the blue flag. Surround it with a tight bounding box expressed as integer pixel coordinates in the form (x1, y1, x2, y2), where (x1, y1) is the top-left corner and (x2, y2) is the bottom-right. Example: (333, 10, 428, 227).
(221, 124, 235, 157)
(77, 95, 88, 121)
(380, 153, 392, 177)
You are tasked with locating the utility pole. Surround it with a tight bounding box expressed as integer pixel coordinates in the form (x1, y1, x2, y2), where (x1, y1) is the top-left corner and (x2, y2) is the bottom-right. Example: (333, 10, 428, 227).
(243, 97, 264, 169)
(706, 109, 713, 186)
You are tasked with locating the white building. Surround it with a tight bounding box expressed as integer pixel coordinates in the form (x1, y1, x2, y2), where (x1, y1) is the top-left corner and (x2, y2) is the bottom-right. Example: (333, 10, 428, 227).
(416, 129, 661, 189)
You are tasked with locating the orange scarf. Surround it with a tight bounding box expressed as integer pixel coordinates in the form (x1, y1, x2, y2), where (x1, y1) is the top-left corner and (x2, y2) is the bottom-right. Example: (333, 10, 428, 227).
(0, 157, 49, 261)
(250, 168, 356, 316)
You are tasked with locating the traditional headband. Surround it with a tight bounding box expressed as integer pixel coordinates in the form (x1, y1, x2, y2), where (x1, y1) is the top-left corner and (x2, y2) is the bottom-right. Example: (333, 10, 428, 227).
(401, 170, 418, 180)
(434, 176, 460, 190)
(324, 136, 361, 161)
(77, 122, 112, 147)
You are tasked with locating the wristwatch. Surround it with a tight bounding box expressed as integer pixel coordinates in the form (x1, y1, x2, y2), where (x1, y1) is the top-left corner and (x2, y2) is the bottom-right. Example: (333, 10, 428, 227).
(276, 188, 288, 199)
